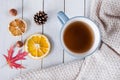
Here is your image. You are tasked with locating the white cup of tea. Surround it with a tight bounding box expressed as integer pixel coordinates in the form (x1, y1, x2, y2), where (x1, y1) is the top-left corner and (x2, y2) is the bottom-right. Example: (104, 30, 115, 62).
(57, 11, 101, 58)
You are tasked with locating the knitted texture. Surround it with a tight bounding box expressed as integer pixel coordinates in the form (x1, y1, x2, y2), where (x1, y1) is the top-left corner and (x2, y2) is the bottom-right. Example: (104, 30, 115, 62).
(76, 44, 120, 80)
(90, 0, 120, 54)
(13, 60, 83, 80)
(13, 0, 120, 80)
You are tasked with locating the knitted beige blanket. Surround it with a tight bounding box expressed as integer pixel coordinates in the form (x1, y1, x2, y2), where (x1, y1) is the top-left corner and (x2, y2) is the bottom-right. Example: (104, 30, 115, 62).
(13, 0, 120, 80)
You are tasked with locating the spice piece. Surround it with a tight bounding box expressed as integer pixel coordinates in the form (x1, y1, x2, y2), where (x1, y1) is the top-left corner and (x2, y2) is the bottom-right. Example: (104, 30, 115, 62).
(16, 41, 24, 48)
(9, 8, 17, 16)
(34, 11, 48, 25)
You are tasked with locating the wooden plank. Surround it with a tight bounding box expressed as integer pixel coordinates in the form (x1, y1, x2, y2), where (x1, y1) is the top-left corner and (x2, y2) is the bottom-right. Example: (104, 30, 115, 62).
(0, 0, 22, 79)
(64, 0, 85, 63)
(85, 0, 91, 17)
(21, 0, 43, 72)
(42, 0, 64, 68)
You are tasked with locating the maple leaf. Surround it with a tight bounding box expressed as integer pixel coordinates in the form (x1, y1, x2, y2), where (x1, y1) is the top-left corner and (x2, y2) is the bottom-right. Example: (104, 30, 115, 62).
(3, 45, 28, 69)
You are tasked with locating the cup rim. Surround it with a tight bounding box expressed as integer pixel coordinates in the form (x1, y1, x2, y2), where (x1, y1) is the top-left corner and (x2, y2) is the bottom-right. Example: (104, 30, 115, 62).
(60, 16, 101, 58)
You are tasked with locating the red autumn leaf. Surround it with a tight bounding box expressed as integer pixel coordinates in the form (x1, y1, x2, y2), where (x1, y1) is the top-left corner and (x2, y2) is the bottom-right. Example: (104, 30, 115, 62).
(3, 45, 28, 69)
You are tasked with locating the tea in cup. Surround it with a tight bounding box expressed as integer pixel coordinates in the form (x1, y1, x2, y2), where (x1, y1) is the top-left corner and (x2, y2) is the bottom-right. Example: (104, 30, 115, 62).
(57, 11, 101, 58)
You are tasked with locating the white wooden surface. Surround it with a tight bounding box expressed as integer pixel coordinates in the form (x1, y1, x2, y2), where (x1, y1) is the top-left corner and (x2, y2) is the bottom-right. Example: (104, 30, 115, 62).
(0, 0, 90, 80)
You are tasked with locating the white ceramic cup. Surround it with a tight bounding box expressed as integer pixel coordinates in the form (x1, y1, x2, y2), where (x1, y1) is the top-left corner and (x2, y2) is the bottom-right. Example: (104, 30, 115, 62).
(57, 11, 101, 58)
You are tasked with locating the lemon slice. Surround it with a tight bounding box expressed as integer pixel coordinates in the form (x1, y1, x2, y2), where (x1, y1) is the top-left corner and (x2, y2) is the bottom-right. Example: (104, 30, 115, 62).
(8, 18, 27, 36)
(24, 34, 50, 59)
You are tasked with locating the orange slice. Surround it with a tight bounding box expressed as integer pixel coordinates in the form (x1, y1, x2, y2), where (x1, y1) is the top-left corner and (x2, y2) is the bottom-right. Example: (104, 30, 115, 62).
(24, 34, 50, 59)
(8, 18, 27, 36)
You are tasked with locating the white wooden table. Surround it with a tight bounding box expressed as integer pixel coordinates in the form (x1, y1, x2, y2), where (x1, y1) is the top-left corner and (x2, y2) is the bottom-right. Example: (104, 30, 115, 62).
(0, 0, 91, 80)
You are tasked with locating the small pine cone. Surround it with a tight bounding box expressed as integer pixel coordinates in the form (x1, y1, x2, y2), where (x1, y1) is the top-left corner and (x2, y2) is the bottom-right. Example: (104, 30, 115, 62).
(34, 11, 48, 25)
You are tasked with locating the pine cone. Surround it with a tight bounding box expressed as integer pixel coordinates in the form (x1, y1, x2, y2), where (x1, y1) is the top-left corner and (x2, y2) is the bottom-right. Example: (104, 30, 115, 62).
(34, 11, 48, 25)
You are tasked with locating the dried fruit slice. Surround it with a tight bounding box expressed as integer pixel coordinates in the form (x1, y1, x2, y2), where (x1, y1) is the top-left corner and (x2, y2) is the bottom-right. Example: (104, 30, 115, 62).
(8, 19, 27, 36)
(24, 34, 50, 59)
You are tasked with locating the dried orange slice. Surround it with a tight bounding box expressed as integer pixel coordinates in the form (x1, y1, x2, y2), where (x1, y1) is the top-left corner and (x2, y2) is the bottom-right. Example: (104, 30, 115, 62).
(8, 19, 27, 36)
(24, 34, 50, 59)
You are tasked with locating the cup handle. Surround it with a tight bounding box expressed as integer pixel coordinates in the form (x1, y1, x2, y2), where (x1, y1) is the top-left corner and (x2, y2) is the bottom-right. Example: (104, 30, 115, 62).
(57, 11, 69, 25)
